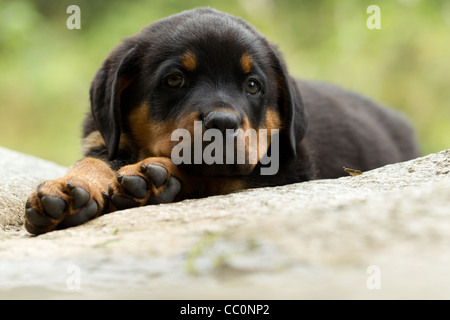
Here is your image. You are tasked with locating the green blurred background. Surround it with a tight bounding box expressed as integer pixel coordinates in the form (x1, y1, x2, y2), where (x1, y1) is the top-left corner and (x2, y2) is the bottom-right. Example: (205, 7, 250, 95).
(1, 0, 449, 166)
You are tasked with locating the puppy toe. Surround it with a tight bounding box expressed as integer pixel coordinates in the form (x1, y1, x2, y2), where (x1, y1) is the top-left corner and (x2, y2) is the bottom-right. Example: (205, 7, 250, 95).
(25, 206, 53, 229)
(70, 186, 90, 210)
(60, 201, 98, 228)
(40, 195, 66, 220)
(120, 175, 148, 199)
(142, 164, 168, 188)
(111, 194, 140, 210)
(149, 176, 181, 204)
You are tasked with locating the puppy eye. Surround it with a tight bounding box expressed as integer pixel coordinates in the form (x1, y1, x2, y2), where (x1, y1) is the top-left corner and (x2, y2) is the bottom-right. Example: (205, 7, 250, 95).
(166, 74, 185, 89)
(245, 79, 260, 95)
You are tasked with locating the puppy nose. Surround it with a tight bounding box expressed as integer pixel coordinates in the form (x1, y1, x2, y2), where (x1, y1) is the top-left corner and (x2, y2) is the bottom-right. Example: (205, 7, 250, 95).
(203, 111, 240, 133)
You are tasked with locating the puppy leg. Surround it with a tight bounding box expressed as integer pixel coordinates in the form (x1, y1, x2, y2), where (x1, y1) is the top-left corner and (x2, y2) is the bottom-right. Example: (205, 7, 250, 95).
(25, 158, 115, 235)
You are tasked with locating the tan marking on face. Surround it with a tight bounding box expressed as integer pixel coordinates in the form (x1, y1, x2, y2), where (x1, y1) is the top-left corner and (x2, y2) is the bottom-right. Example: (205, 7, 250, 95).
(181, 51, 197, 71)
(240, 52, 253, 74)
(238, 116, 257, 169)
(165, 111, 200, 161)
(258, 108, 282, 158)
(242, 109, 282, 167)
(128, 103, 202, 159)
(128, 102, 174, 159)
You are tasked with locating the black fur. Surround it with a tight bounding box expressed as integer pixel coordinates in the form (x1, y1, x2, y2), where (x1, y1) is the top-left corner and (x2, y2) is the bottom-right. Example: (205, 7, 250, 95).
(85, 7, 419, 187)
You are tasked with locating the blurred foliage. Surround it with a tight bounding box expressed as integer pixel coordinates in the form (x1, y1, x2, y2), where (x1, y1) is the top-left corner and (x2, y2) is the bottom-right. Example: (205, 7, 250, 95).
(0, 0, 449, 166)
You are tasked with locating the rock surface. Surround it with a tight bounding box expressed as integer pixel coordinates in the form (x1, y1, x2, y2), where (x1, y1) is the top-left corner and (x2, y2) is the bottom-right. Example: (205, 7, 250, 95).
(0, 146, 450, 299)
(0, 147, 67, 231)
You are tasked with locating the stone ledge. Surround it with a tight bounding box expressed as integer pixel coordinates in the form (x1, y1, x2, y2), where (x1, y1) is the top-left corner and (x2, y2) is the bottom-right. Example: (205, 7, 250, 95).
(0, 147, 67, 231)
(0, 146, 449, 299)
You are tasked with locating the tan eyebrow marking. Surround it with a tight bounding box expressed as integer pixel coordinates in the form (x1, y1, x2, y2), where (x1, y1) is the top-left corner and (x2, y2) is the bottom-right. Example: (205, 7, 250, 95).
(240, 52, 253, 74)
(181, 51, 197, 71)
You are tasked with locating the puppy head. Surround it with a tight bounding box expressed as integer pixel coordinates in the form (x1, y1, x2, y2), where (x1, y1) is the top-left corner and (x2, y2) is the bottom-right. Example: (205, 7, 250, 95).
(90, 8, 307, 176)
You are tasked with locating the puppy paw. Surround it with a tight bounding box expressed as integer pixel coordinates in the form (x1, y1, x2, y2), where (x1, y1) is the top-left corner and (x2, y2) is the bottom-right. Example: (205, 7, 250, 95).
(109, 158, 181, 210)
(24, 177, 107, 235)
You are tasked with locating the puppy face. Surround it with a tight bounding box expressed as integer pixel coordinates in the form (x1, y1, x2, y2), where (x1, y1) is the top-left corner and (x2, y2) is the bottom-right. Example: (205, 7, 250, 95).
(90, 8, 307, 177)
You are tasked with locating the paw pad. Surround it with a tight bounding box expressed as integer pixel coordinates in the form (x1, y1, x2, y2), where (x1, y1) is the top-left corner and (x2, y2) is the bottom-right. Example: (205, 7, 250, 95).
(120, 175, 147, 199)
(40, 195, 66, 219)
(60, 201, 98, 228)
(141, 164, 168, 188)
(148, 176, 181, 204)
(70, 186, 90, 209)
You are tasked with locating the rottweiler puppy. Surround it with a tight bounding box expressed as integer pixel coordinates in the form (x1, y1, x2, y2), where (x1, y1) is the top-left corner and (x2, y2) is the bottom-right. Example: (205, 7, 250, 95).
(25, 8, 419, 234)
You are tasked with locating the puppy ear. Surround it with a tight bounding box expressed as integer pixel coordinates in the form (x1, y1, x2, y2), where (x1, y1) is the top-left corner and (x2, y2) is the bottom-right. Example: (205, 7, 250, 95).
(89, 46, 138, 160)
(270, 48, 308, 158)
